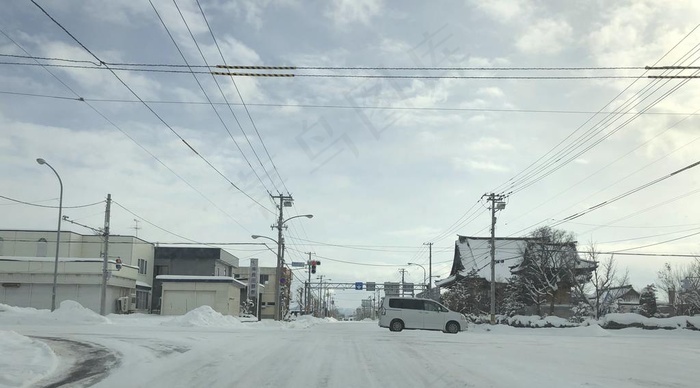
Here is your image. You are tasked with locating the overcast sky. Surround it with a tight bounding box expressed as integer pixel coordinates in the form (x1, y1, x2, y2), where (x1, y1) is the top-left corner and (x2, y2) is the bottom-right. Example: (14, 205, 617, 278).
(2, 0, 699, 309)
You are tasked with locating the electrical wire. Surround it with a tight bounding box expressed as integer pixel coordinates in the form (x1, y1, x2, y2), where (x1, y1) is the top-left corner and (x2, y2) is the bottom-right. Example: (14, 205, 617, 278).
(30, 0, 274, 215)
(0, 27, 253, 234)
(0, 194, 103, 209)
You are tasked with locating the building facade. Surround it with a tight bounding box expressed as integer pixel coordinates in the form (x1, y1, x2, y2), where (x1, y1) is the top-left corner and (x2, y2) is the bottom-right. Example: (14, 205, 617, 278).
(0, 229, 154, 314)
(151, 246, 240, 313)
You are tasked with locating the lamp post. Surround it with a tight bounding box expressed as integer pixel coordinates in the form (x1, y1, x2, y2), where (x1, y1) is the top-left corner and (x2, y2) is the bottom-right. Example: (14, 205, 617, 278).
(407, 262, 427, 292)
(253, 213, 312, 321)
(36, 158, 63, 312)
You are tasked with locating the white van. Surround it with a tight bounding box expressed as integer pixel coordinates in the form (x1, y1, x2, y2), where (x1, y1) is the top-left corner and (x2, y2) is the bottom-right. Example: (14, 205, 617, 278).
(378, 297, 467, 333)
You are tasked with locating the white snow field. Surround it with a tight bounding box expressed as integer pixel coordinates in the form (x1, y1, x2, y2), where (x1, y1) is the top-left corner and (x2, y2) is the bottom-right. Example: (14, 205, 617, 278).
(1, 302, 699, 388)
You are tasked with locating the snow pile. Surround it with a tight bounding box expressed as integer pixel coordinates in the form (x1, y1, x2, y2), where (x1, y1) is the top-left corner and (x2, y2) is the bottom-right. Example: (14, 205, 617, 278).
(285, 314, 332, 329)
(600, 313, 700, 330)
(507, 315, 577, 328)
(0, 330, 57, 387)
(52, 300, 111, 324)
(160, 306, 245, 328)
(0, 301, 110, 325)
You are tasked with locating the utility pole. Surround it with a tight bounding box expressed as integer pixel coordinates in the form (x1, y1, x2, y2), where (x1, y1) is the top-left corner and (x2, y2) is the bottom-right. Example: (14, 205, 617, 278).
(271, 193, 293, 321)
(484, 193, 506, 325)
(399, 268, 407, 297)
(423, 242, 433, 291)
(305, 251, 314, 314)
(100, 194, 111, 316)
(317, 275, 324, 317)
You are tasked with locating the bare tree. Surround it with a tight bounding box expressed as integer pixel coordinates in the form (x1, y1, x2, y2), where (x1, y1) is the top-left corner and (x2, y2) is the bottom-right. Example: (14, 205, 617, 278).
(571, 243, 628, 319)
(515, 227, 585, 315)
(660, 259, 700, 315)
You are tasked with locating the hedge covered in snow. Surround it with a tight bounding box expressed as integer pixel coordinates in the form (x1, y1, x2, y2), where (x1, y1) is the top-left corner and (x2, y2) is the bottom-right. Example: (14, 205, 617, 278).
(469, 313, 700, 330)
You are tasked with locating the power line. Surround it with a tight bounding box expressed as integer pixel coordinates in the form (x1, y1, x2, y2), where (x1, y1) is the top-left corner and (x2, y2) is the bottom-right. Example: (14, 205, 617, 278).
(491, 24, 700, 196)
(5, 89, 700, 117)
(0, 27, 253, 234)
(30, 0, 274, 215)
(195, 0, 288, 195)
(0, 61, 649, 79)
(150, 0, 274, 197)
(0, 194, 103, 209)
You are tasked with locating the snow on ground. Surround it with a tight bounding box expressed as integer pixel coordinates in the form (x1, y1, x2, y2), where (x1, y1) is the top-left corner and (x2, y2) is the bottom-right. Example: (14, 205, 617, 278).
(0, 330, 57, 388)
(0, 301, 110, 326)
(1, 301, 699, 388)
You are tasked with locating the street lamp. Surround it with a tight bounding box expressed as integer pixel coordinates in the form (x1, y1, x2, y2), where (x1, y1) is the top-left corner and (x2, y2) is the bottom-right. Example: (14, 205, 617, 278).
(253, 213, 313, 321)
(407, 262, 427, 291)
(36, 158, 63, 312)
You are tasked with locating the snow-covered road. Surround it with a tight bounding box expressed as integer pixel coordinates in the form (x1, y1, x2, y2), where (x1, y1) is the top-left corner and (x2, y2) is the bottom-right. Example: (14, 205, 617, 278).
(2, 303, 699, 388)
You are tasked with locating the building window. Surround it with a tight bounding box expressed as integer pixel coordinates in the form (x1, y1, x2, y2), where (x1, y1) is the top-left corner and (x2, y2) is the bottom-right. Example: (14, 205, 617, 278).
(36, 238, 48, 257)
(136, 290, 149, 310)
(137, 259, 147, 275)
(154, 265, 169, 276)
(260, 274, 270, 284)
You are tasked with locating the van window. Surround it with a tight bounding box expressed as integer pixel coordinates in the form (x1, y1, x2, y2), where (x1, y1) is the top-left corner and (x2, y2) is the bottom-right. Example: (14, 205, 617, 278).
(388, 298, 424, 310)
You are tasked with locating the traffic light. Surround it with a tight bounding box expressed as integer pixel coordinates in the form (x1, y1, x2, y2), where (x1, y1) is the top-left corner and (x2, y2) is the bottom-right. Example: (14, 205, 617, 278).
(115, 257, 123, 271)
(311, 260, 317, 274)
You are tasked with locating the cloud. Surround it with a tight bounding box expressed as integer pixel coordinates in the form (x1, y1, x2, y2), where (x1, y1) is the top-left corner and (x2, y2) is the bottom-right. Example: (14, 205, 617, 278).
(470, 0, 533, 22)
(516, 18, 573, 55)
(325, 0, 383, 26)
(468, 137, 514, 152)
(452, 158, 509, 173)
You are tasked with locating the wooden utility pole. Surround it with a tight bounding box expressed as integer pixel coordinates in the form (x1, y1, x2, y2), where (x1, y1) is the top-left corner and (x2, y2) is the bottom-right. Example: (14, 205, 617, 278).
(100, 194, 111, 316)
(484, 193, 506, 325)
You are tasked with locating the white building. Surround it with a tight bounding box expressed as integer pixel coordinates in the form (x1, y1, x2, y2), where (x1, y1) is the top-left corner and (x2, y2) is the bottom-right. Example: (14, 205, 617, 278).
(0, 229, 154, 314)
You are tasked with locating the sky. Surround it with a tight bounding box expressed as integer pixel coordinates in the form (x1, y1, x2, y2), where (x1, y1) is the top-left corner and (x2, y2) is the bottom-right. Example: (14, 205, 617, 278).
(1, 0, 700, 309)
(2, 303, 700, 387)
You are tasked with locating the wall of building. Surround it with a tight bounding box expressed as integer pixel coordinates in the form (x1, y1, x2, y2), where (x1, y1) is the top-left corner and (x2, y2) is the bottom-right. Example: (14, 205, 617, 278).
(160, 281, 241, 316)
(0, 258, 138, 314)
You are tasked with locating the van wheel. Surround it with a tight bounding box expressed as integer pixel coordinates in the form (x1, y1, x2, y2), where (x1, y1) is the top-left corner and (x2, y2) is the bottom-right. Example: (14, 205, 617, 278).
(389, 319, 404, 332)
(445, 321, 460, 334)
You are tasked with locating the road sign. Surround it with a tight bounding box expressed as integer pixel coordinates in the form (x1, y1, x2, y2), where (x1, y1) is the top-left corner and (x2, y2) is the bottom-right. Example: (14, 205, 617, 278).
(366, 282, 375, 291)
(291, 262, 305, 267)
(355, 282, 363, 290)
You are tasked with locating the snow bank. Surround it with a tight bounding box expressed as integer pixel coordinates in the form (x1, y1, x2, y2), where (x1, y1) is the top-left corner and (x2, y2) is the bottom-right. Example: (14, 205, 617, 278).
(600, 313, 700, 330)
(160, 306, 246, 328)
(507, 315, 577, 328)
(284, 314, 332, 329)
(0, 330, 57, 387)
(0, 301, 110, 325)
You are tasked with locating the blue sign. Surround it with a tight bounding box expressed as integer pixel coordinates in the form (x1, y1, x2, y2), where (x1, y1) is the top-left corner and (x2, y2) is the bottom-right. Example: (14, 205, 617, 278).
(355, 282, 363, 290)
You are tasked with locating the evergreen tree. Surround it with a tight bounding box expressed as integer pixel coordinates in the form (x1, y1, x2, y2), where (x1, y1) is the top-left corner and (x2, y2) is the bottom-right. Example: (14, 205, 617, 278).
(638, 284, 658, 317)
(502, 275, 527, 317)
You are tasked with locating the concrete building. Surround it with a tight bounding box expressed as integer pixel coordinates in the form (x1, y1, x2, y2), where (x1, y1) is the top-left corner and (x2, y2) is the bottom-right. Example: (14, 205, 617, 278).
(233, 266, 291, 320)
(151, 246, 240, 313)
(157, 275, 246, 316)
(0, 229, 154, 314)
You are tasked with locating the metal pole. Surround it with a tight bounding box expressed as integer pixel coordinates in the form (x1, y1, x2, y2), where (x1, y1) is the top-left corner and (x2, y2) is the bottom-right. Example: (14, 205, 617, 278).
(37, 158, 63, 312)
(489, 194, 497, 325)
(100, 194, 111, 315)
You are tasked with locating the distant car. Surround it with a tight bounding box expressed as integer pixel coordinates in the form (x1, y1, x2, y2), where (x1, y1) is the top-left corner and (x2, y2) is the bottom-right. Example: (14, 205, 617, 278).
(378, 297, 466, 334)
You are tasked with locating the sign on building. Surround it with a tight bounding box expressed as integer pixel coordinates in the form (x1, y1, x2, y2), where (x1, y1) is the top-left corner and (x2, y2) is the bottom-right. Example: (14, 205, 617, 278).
(361, 299, 372, 308)
(248, 258, 259, 299)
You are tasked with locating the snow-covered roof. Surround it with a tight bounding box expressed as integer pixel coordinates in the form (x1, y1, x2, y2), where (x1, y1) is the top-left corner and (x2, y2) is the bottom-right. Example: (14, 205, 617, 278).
(453, 236, 529, 281)
(155, 275, 246, 288)
(593, 285, 639, 303)
(136, 281, 152, 289)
